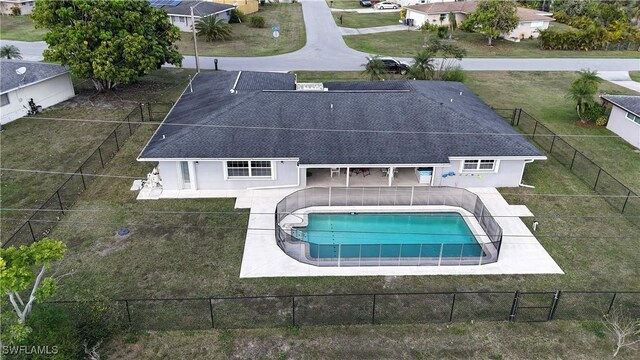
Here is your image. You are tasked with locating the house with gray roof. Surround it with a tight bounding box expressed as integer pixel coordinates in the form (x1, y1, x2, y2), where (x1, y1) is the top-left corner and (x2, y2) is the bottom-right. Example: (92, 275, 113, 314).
(601, 95, 640, 149)
(137, 71, 545, 196)
(150, 0, 235, 32)
(0, 60, 75, 125)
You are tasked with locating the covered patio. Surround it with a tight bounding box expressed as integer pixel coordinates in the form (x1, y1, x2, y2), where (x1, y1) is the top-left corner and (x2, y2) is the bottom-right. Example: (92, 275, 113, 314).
(305, 167, 434, 187)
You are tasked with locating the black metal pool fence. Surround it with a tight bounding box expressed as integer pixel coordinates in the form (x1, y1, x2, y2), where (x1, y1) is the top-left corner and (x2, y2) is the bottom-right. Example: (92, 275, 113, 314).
(493, 108, 640, 228)
(275, 187, 503, 266)
(43, 290, 640, 330)
(1, 102, 174, 249)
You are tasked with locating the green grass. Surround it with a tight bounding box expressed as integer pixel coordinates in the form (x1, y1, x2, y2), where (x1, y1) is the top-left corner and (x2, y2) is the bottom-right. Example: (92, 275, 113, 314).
(0, 68, 195, 241)
(630, 71, 640, 83)
(333, 12, 401, 28)
(177, 4, 305, 57)
(326, 0, 364, 10)
(343, 30, 640, 58)
(0, 15, 47, 41)
(103, 321, 631, 359)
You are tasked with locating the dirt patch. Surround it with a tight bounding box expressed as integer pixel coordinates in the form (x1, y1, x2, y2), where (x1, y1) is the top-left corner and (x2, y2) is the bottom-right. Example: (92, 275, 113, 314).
(96, 232, 131, 257)
(574, 121, 600, 128)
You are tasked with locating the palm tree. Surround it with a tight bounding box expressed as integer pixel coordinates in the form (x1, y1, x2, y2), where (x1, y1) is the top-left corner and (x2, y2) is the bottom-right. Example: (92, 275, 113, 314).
(361, 56, 387, 81)
(0, 45, 22, 59)
(407, 50, 435, 80)
(447, 12, 457, 40)
(195, 15, 232, 42)
(567, 69, 603, 122)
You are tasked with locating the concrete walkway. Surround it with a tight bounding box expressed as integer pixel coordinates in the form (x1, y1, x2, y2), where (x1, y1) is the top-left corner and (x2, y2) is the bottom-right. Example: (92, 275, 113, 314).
(598, 71, 640, 92)
(340, 24, 412, 36)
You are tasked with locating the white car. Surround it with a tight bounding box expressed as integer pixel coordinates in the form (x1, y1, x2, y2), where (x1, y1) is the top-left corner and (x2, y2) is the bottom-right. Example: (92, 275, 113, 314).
(376, 1, 399, 10)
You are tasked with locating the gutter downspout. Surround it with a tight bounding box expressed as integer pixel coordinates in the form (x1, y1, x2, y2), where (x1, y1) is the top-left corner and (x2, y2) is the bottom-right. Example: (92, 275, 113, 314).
(519, 159, 536, 188)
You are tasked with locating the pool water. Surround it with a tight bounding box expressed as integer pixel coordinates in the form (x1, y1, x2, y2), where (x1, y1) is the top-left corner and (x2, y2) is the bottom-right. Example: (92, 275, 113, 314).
(292, 213, 484, 259)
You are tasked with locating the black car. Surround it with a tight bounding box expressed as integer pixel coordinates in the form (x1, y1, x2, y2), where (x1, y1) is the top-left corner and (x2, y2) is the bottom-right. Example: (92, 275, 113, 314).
(379, 57, 409, 75)
(360, 0, 372, 6)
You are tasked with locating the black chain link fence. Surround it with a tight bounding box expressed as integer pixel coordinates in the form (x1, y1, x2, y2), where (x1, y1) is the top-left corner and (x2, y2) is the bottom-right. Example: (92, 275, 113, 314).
(2, 102, 173, 249)
(40, 290, 639, 330)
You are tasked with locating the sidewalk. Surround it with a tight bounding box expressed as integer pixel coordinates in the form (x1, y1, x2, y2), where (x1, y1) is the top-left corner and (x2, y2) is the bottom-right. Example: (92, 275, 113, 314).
(340, 24, 415, 36)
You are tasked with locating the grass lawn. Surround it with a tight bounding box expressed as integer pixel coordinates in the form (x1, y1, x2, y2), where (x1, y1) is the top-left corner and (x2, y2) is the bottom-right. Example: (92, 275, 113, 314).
(103, 321, 630, 359)
(0, 15, 46, 41)
(630, 71, 640, 82)
(0, 68, 195, 241)
(333, 12, 401, 28)
(176, 4, 305, 57)
(46, 73, 640, 301)
(343, 30, 640, 58)
(326, 0, 364, 10)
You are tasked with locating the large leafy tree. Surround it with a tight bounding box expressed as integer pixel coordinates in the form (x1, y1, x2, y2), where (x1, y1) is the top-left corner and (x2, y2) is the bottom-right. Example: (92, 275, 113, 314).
(0, 45, 23, 59)
(196, 15, 232, 42)
(32, 0, 182, 92)
(462, 0, 519, 46)
(0, 239, 66, 341)
(567, 69, 602, 122)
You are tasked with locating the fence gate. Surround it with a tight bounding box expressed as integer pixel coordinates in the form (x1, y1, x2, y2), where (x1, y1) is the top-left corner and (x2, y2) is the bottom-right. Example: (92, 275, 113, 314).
(510, 291, 560, 322)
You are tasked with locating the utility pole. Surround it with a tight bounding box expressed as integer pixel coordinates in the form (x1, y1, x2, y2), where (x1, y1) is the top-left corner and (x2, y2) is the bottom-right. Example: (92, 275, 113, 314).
(190, 6, 200, 73)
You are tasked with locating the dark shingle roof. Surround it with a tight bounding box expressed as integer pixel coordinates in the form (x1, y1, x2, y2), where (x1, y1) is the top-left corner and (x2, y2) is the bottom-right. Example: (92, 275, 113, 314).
(139, 71, 543, 164)
(601, 95, 640, 117)
(163, 1, 234, 16)
(0, 60, 69, 94)
(236, 71, 295, 91)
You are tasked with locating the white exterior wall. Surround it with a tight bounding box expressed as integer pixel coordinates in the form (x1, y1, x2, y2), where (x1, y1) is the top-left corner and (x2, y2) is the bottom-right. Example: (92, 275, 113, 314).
(397, 0, 456, 7)
(156, 159, 300, 190)
(431, 159, 528, 188)
(169, 12, 231, 32)
(406, 9, 467, 27)
(0, 1, 35, 15)
(504, 21, 550, 41)
(0, 73, 75, 125)
(606, 106, 640, 149)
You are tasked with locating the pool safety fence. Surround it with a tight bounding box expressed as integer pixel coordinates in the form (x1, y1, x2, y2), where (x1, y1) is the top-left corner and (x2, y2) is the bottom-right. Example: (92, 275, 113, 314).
(1, 102, 174, 249)
(43, 290, 640, 330)
(493, 107, 640, 227)
(275, 187, 503, 266)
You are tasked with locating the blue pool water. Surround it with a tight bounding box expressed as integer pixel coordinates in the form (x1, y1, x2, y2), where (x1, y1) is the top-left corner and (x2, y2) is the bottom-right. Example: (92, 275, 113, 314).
(292, 213, 483, 259)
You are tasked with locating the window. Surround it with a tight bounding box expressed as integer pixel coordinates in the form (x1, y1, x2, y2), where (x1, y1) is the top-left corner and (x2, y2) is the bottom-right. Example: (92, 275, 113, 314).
(626, 112, 640, 125)
(226, 161, 273, 178)
(180, 161, 191, 188)
(0, 94, 9, 107)
(462, 159, 496, 172)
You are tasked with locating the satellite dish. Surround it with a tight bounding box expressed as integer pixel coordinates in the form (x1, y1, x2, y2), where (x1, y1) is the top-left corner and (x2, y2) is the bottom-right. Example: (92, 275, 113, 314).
(15, 67, 26, 75)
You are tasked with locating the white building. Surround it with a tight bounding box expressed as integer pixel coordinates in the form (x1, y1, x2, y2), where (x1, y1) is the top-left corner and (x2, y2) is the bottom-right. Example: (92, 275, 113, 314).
(0, 60, 75, 125)
(150, 0, 235, 32)
(0, 0, 35, 15)
(601, 95, 640, 149)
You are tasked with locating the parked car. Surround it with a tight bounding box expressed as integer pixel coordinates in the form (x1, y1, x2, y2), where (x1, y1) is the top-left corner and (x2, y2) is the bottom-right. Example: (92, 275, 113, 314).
(370, 56, 409, 75)
(360, 0, 372, 6)
(376, 1, 399, 9)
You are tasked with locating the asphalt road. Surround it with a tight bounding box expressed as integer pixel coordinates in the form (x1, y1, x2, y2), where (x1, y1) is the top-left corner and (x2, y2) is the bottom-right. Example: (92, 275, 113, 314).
(2, 0, 639, 76)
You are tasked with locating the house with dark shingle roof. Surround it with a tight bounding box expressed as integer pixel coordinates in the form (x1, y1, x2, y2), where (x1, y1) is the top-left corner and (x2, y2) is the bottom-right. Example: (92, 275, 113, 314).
(406, 1, 555, 42)
(0, 60, 75, 125)
(601, 95, 640, 149)
(137, 71, 545, 194)
(150, 0, 236, 32)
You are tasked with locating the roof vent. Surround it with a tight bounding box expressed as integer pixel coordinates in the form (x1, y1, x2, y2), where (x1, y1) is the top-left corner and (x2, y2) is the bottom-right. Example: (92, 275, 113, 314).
(296, 82, 326, 91)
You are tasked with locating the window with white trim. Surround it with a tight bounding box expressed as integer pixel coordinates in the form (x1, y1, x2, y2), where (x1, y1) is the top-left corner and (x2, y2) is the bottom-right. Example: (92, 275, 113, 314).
(226, 161, 272, 178)
(625, 112, 640, 125)
(462, 159, 496, 172)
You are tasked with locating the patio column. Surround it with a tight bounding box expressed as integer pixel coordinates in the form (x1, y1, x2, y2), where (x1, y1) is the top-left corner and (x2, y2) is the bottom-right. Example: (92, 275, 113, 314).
(346, 166, 350, 187)
(388, 166, 393, 187)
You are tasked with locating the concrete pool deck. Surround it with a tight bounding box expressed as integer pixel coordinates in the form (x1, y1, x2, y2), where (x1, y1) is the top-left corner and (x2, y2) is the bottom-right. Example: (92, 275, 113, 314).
(235, 187, 563, 277)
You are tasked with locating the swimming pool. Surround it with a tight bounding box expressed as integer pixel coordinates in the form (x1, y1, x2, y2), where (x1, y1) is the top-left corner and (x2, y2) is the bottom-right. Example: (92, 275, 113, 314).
(291, 212, 484, 260)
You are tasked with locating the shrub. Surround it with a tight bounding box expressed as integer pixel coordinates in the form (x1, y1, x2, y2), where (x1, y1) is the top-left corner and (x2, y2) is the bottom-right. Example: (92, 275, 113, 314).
(581, 103, 605, 122)
(400, 8, 407, 19)
(229, 9, 246, 23)
(249, 15, 265, 28)
(441, 66, 465, 82)
(436, 25, 448, 39)
(595, 115, 608, 126)
(11, 6, 21, 16)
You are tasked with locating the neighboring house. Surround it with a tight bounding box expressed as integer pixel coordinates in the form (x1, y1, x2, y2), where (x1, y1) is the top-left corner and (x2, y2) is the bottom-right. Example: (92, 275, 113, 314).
(137, 71, 545, 196)
(0, 0, 34, 15)
(149, 0, 235, 32)
(395, 0, 458, 8)
(406, 1, 554, 41)
(0, 60, 75, 125)
(601, 95, 640, 149)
